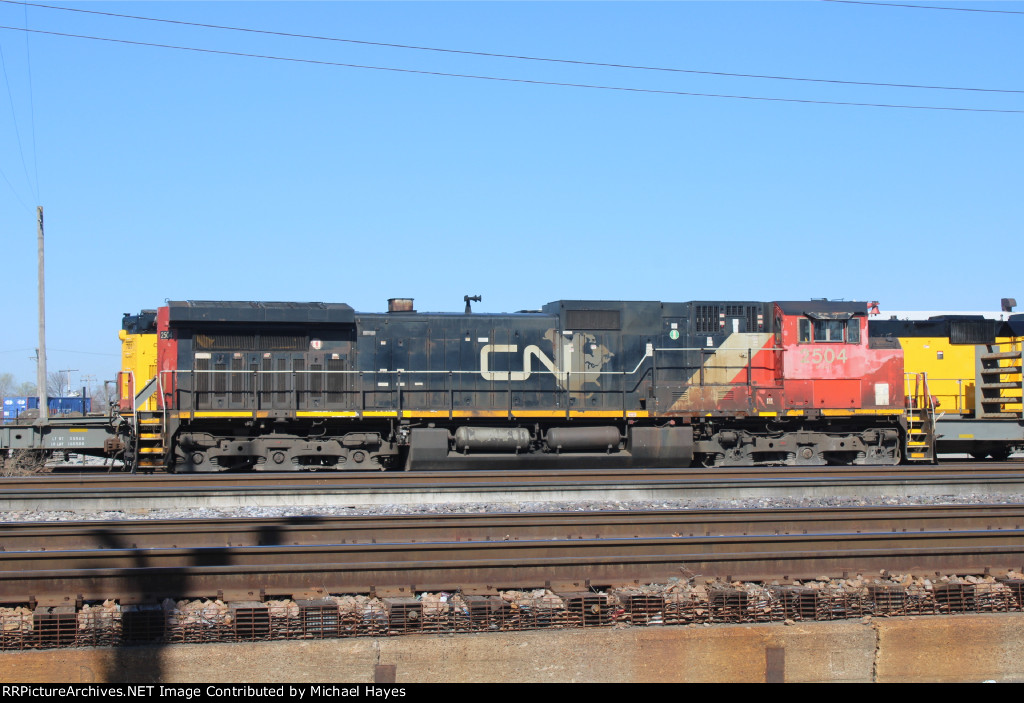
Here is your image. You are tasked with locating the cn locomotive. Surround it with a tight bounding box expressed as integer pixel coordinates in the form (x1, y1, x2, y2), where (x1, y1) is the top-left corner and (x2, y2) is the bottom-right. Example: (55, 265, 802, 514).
(116, 296, 915, 472)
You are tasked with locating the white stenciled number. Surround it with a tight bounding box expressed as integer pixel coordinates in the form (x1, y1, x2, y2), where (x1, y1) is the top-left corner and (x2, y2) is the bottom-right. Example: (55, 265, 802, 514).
(801, 348, 848, 366)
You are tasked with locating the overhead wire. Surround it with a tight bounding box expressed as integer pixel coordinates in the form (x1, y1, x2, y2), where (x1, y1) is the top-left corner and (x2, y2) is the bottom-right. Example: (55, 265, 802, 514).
(2, 0, 1021, 95)
(21, 0, 38, 202)
(0, 37, 33, 209)
(0, 24, 1022, 114)
(822, 0, 1024, 15)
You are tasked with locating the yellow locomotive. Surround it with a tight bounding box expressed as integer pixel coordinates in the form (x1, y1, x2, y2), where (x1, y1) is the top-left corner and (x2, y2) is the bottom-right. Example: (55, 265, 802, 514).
(870, 306, 1023, 459)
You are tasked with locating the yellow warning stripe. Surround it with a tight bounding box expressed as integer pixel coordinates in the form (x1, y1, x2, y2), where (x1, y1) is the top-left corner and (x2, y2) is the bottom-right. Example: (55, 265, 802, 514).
(177, 409, 653, 420)
(821, 409, 903, 416)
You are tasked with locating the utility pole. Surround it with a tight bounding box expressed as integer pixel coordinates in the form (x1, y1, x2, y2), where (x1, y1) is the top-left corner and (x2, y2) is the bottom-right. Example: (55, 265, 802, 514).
(58, 369, 78, 398)
(82, 374, 95, 399)
(36, 206, 47, 423)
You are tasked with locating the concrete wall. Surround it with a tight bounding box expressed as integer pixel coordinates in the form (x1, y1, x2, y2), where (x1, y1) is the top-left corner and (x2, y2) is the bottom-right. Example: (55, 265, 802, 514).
(1, 614, 1021, 683)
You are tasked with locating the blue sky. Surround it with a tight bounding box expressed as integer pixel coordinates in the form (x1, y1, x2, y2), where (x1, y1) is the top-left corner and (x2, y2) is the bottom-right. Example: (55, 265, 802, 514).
(0, 0, 1021, 389)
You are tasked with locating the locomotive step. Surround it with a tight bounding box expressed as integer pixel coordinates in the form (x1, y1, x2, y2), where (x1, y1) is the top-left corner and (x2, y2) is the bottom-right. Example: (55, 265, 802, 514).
(981, 351, 1024, 361)
(981, 365, 1022, 374)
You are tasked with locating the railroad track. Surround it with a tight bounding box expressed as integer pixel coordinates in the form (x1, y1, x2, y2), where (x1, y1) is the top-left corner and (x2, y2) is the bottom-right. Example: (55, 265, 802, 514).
(34, 461, 1024, 486)
(3, 464, 1024, 512)
(3, 506, 1024, 603)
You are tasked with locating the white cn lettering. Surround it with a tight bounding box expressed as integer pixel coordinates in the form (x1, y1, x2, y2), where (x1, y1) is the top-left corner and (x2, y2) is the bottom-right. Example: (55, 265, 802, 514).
(480, 344, 570, 384)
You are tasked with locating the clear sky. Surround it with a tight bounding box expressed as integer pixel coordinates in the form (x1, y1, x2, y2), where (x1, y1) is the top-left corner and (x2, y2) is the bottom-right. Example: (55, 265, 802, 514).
(0, 0, 1021, 389)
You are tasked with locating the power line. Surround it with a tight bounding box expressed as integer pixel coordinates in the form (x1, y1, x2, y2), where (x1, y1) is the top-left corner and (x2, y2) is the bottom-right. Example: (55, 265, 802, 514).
(3, 0, 1022, 95)
(22, 0, 39, 202)
(48, 348, 119, 357)
(1, 24, 1022, 114)
(0, 37, 36, 203)
(822, 0, 1024, 15)
(0, 160, 31, 211)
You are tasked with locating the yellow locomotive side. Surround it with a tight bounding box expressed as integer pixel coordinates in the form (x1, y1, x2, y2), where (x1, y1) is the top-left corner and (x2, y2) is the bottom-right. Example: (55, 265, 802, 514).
(897, 337, 977, 414)
(118, 327, 159, 412)
(896, 335, 1023, 416)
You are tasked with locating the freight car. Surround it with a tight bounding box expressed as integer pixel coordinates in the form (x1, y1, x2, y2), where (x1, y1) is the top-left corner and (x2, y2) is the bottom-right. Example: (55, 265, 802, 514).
(870, 311, 1024, 459)
(115, 297, 916, 472)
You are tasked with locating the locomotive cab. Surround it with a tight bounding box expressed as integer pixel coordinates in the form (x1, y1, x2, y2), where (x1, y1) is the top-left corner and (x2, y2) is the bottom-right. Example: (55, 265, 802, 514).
(688, 301, 907, 467)
(776, 301, 903, 412)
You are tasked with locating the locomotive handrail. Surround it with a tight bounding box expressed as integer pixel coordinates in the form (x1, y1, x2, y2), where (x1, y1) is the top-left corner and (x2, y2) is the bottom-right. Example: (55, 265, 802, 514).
(118, 369, 136, 425)
(164, 342, 791, 416)
(157, 366, 167, 431)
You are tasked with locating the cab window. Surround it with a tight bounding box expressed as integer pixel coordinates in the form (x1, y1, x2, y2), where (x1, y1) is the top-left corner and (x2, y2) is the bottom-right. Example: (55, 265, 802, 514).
(847, 320, 861, 344)
(814, 320, 845, 342)
(798, 317, 860, 343)
(798, 318, 811, 342)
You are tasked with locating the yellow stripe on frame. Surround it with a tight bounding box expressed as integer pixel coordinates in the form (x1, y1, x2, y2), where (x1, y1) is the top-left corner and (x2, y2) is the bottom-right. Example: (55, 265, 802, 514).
(177, 409, 653, 420)
(821, 409, 903, 416)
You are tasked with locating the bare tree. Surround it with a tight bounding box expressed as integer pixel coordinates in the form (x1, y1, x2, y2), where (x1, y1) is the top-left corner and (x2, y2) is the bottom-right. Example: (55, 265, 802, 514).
(14, 381, 36, 396)
(90, 381, 117, 411)
(46, 372, 66, 397)
(0, 373, 14, 399)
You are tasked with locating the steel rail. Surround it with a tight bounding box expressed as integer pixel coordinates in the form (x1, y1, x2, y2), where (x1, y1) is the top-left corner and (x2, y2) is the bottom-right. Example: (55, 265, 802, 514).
(3, 505, 1024, 552)
(25, 462, 1024, 488)
(3, 465, 1024, 513)
(3, 532, 1023, 603)
(2, 508, 1024, 603)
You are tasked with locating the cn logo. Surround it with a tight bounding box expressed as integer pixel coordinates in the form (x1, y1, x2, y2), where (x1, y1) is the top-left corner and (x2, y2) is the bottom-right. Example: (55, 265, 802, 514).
(479, 344, 570, 385)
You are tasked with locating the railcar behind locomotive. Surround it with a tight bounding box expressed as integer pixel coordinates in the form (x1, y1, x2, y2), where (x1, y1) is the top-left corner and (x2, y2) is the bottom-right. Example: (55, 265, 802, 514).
(116, 296, 913, 472)
(870, 311, 1024, 460)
